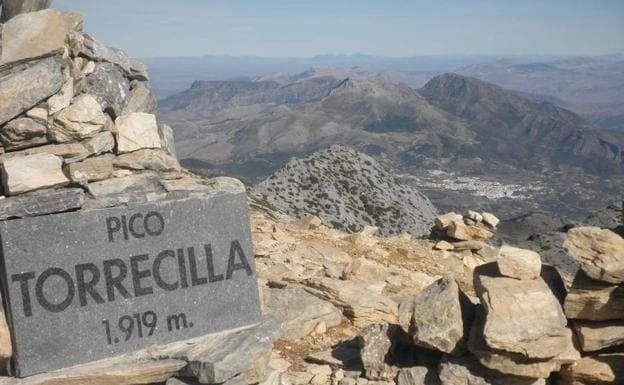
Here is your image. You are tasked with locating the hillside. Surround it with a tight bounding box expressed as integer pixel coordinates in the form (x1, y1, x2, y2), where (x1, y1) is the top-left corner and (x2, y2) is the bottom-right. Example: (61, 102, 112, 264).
(250, 146, 437, 237)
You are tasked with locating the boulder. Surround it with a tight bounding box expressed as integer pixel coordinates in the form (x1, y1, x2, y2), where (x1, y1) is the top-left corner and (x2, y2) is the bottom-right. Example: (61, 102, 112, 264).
(113, 149, 181, 172)
(0, 117, 48, 151)
(80, 34, 149, 81)
(262, 286, 342, 340)
(65, 155, 114, 183)
(438, 356, 546, 385)
(122, 82, 157, 116)
(0, 9, 76, 65)
(0, 188, 84, 220)
(558, 353, 624, 385)
(496, 245, 542, 280)
(84, 62, 130, 118)
(51, 94, 107, 142)
(573, 320, 624, 352)
(0, 56, 65, 125)
(564, 273, 624, 321)
(409, 277, 471, 355)
(359, 324, 398, 381)
(115, 112, 161, 153)
(1, 153, 69, 195)
(563, 226, 624, 284)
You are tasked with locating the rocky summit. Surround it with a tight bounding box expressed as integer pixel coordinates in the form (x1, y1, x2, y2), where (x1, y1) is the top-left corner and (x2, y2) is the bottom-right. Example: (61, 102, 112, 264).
(251, 145, 438, 237)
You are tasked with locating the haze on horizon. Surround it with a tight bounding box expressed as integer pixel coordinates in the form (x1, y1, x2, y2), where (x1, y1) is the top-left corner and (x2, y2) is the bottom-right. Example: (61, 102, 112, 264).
(54, 0, 624, 59)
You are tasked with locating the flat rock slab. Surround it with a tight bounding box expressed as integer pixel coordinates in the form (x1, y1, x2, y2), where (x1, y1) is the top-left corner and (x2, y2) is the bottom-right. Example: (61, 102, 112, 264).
(0, 193, 261, 376)
(574, 320, 624, 352)
(564, 273, 624, 321)
(0, 188, 84, 220)
(563, 226, 624, 284)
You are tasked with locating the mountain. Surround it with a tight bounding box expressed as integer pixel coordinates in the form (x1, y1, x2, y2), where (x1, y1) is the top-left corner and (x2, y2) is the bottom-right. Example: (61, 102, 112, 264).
(250, 145, 437, 237)
(161, 71, 624, 219)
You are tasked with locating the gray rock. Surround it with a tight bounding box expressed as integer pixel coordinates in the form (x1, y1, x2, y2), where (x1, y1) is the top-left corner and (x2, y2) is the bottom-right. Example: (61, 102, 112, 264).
(263, 286, 343, 340)
(397, 366, 439, 385)
(122, 81, 157, 116)
(0, 56, 65, 126)
(84, 62, 130, 118)
(438, 356, 545, 385)
(359, 323, 398, 381)
(86, 173, 164, 199)
(0, 188, 84, 220)
(159, 123, 177, 158)
(410, 277, 470, 355)
(0, 117, 48, 151)
(0, 0, 52, 22)
(176, 318, 281, 384)
(113, 149, 181, 172)
(115, 112, 161, 153)
(80, 34, 149, 81)
(65, 155, 114, 183)
(50, 93, 108, 142)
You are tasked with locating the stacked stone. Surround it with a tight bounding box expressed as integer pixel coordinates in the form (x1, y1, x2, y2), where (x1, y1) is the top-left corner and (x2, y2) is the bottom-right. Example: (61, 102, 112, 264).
(0, 8, 236, 223)
(560, 226, 624, 384)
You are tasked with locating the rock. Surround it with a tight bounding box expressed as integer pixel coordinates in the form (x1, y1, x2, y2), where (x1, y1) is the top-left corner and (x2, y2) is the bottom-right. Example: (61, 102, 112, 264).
(47, 78, 74, 115)
(80, 34, 149, 81)
(438, 355, 546, 385)
(158, 123, 177, 157)
(175, 319, 281, 384)
(446, 220, 493, 241)
(573, 320, 624, 352)
(359, 324, 398, 381)
(293, 215, 323, 230)
(0, 307, 12, 360)
(435, 213, 463, 231)
(0, 56, 65, 125)
(563, 226, 624, 284)
(564, 273, 624, 321)
(262, 286, 342, 340)
(1, 153, 69, 195)
(113, 149, 181, 172)
(84, 62, 130, 118)
(26, 106, 48, 123)
(558, 353, 624, 385)
(343, 258, 389, 281)
(474, 272, 572, 359)
(409, 277, 470, 355)
(397, 366, 438, 385)
(115, 112, 161, 153)
(306, 345, 361, 369)
(0, 188, 84, 220)
(51, 94, 107, 142)
(65, 155, 113, 183)
(434, 241, 454, 251)
(0, 117, 48, 151)
(452, 241, 484, 251)
(0, 0, 52, 22)
(122, 81, 157, 116)
(496, 245, 542, 280)
(518, 232, 579, 290)
(0, 9, 75, 65)
(86, 173, 164, 199)
(481, 212, 500, 228)
(466, 210, 483, 222)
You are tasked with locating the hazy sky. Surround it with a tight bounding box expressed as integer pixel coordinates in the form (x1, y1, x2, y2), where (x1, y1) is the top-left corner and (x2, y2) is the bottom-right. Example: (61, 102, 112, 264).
(54, 0, 624, 58)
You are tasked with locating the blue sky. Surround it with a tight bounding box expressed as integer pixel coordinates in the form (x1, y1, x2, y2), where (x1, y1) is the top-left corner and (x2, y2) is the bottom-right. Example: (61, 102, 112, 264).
(54, 0, 624, 58)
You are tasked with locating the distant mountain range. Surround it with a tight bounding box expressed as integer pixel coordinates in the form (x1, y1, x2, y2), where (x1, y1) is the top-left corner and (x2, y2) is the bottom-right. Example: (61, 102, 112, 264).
(160, 69, 623, 219)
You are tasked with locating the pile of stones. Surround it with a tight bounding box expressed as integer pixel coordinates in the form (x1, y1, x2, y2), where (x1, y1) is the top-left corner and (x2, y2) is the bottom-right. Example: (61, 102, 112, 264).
(0, 6, 235, 223)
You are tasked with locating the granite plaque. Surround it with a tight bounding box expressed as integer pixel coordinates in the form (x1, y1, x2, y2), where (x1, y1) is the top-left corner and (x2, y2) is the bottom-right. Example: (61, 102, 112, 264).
(0, 193, 262, 377)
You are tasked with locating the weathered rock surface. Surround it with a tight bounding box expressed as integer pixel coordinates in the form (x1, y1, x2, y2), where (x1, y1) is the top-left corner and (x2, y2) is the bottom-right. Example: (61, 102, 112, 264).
(65, 155, 113, 183)
(1, 153, 69, 195)
(80, 34, 149, 81)
(263, 286, 343, 340)
(438, 356, 545, 385)
(496, 245, 542, 280)
(115, 112, 161, 153)
(47, 78, 74, 115)
(122, 82, 157, 116)
(359, 324, 397, 381)
(86, 173, 164, 199)
(0, 56, 64, 126)
(0, 117, 48, 151)
(0, 308, 11, 360)
(84, 62, 130, 117)
(573, 320, 624, 352)
(558, 353, 624, 385)
(563, 226, 624, 284)
(409, 277, 470, 355)
(435, 213, 463, 232)
(446, 220, 493, 241)
(481, 213, 500, 229)
(0, 0, 52, 22)
(564, 273, 624, 321)
(0, 188, 84, 220)
(113, 149, 181, 172)
(51, 94, 107, 142)
(397, 366, 438, 385)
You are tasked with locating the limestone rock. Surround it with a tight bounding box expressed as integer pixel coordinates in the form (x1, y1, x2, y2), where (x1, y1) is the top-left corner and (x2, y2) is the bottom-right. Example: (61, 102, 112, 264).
(434, 241, 454, 251)
(1, 153, 69, 195)
(563, 226, 624, 284)
(435, 213, 463, 231)
(410, 277, 470, 355)
(51, 94, 107, 142)
(122, 81, 157, 116)
(0, 307, 11, 360)
(113, 149, 181, 172)
(0, 0, 52, 22)
(0, 117, 48, 151)
(474, 272, 571, 359)
(84, 62, 130, 118)
(80, 34, 149, 81)
(0, 188, 84, 220)
(65, 155, 113, 183)
(47, 78, 74, 115)
(496, 245, 542, 280)
(359, 324, 398, 381)
(343, 258, 389, 281)
(558, 353, 624, 385)
(466, 210, 483, 223)
(446, 220, 493, 241)
(397, 366, 438, 385)
(115, 112, 161, 153)
(574, 320, 624, 352)
(564, 274, 624, 321)
(481, 212, 500, 228)
(452, 240, 484, 251)
(0, 56, 64, 125)
(263, 286, 342, 340)
(438, 356, 546, 385)
(0, 9, 75, 65)
(86, 173, 164, 199)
